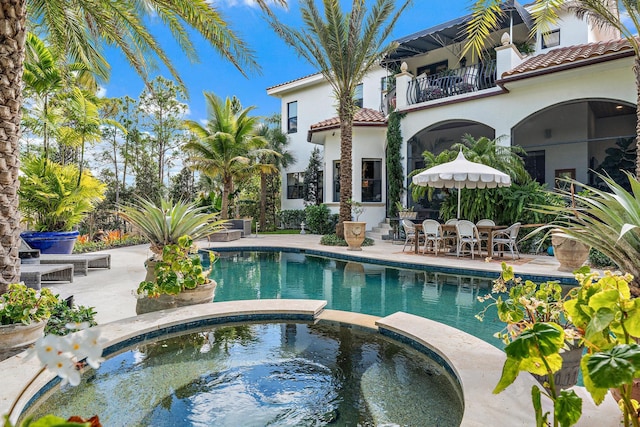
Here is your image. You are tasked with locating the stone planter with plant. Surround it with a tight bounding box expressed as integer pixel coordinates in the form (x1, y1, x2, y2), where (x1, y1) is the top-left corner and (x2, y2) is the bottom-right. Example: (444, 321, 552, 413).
(135, 236, 217, 315)
(344, 200, 366, 251)
(0, 284, 58, 360)
(395, 201, 417, 219)
(18, 155, 106, 254)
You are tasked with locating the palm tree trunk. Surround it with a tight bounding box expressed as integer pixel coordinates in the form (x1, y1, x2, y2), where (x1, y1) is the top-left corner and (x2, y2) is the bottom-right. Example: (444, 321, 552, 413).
(636, 57, 640, 178)
(0, 0, 27, 291)
(337, 101, 354, 238)
(221, 175, 232, 219)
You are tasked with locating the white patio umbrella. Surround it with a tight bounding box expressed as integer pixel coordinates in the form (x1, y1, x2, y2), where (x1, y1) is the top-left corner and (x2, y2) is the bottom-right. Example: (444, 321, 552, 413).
(411, 150, 511, 219)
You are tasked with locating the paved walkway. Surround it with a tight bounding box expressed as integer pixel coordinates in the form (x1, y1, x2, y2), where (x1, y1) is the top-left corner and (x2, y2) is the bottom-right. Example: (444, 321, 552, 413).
(45, 234, 577, 325)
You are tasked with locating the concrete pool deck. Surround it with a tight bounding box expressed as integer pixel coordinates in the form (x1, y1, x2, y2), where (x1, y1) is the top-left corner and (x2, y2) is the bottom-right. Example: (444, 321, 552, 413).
(0, 234, 622, 425)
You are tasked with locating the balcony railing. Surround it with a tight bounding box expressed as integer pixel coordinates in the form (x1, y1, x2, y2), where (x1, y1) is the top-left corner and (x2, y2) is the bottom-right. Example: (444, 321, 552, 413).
(406, 60, 497, 105)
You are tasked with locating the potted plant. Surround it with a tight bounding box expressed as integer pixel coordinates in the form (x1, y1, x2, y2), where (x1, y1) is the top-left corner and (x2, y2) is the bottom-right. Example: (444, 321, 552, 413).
(0, 283, 58, 360)
(18, 155, 106, 254)
(480, 263, 640, 427)
(477, 263, 582, 391)
(134, 235, 217, 315)
(343, 199, 366, 251)
(117, 197, 224, 282)
(395, 201, 417, 220)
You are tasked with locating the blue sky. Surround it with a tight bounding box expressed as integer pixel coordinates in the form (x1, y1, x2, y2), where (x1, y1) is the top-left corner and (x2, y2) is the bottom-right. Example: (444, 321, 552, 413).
(103, 1, 472, 122)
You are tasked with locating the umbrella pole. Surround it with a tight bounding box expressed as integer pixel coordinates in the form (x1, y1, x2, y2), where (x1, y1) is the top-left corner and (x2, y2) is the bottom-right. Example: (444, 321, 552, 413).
(457, 187, 461, 219)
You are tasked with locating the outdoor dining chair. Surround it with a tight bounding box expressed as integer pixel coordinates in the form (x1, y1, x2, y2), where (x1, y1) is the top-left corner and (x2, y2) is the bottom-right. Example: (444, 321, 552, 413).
(455, 220, 481, 259)
(443, 218, 458, 250)
(491, 222, 522, 259)
(401, 219, 421, 252)
(420, 219, 443, 256)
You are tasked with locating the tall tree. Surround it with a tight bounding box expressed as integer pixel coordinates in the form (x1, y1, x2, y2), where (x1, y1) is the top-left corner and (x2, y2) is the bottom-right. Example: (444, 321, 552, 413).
(138, 76, 188, 185)
(303, 147, 322, 206)
(463, 0, 640, 175)
(183, 93, 270, 219)
(268, 0, 410, 237)
(0, 0, 287, 290)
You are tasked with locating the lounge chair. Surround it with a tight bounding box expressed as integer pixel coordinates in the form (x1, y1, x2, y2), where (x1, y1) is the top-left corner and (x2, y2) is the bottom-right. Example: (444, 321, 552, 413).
(20, 239, 111, 276)
(20, 263, 74, 290)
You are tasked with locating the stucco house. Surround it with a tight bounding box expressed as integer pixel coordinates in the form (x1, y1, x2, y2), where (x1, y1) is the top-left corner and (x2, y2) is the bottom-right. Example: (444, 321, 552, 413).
(266, 1, 635, 230)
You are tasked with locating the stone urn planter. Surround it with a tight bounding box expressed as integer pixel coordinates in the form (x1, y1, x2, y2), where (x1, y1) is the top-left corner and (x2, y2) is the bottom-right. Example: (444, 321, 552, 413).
(551, 230, 590, 272)
(0, 320, 47, 360)
(343, 221, 366, 251)
(398, 211, 417, 220)
(136, 280, 217, 315)
(533, 343, 583, 392)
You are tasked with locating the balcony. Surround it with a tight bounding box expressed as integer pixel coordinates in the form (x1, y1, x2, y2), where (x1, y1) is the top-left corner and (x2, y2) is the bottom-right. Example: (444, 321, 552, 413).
(392, 60, 497, 109)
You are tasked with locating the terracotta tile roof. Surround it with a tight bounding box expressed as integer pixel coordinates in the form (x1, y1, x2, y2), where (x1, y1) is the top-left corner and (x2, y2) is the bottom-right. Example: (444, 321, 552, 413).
(503, 38, 633, 77)
(266, 72, 322, 91)
(310, 108, 387, 131)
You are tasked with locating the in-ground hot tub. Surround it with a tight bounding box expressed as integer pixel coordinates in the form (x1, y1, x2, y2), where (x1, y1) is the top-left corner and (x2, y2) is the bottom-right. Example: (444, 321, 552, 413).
(6, 300, 541, 426)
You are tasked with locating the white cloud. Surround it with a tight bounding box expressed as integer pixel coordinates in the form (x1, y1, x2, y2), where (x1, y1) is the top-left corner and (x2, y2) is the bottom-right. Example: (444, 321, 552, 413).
(96, 86, 107, 98)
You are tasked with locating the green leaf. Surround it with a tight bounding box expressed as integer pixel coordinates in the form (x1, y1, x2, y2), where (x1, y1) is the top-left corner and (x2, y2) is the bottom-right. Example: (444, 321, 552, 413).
(580, 354, 608, 405)
(494, 357, 522, 394)
(586, 344, 640, 389)
(555, 389, 582, 427)
(589, 289, 619, 312)
(586, 307, 614, 335)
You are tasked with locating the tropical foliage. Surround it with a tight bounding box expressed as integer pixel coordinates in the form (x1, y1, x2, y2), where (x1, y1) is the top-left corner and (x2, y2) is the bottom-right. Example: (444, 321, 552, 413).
(184, 93, 273, 219)
(18, 155, 106, 231)
(268, 0, 410, 236)
(530, 172, 640, 295)
(410, 135, 561, 223)
(0, 284, 58, 325)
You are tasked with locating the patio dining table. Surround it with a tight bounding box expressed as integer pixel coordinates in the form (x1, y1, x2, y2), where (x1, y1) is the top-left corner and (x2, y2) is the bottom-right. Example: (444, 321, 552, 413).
(413, 222, 507, 258)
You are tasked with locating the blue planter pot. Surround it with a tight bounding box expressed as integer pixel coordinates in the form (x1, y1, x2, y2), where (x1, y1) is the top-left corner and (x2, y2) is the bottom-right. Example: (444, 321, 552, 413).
(21, 231, 79, 254)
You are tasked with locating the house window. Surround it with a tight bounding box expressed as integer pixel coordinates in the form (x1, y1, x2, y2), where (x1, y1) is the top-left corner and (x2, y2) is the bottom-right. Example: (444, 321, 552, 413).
(541, 29, 560, 49)
(362, 159, 382, 202)
(286, 172, 304, 199)
(524, 150, 545, 184)
(354, 83, 363, 108)
(333, 161, 340, 202)
(287, 101, 297, 133)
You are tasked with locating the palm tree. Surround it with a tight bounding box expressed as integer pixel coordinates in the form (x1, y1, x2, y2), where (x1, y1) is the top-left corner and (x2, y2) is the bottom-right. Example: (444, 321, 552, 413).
(256, 115, 295, 230)
(183, 93, 270, 219)
(463, 0, 640, 176)
(0, 0, 286, 290)
(268, 0, 410, 237)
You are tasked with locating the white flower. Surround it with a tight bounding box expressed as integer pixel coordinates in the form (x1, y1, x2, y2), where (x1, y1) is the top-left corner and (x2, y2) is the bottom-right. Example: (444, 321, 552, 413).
(36, 334, 63, 365)
(66, 321, 90, 331)
(79, 328, 105, 369)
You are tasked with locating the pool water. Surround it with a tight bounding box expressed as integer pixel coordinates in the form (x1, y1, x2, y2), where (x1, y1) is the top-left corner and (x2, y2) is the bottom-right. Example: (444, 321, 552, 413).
(26, 323, 463, 426)
(210, 251, 504, 347)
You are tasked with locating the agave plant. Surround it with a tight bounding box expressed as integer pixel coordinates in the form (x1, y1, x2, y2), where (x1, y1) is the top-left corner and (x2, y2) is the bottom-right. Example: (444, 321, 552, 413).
(118, 198, 224, 255)
(531, 171, 640, 294)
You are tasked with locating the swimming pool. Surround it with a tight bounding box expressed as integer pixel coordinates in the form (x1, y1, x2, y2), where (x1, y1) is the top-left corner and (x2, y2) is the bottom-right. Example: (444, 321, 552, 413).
(209, 251, 504, 347)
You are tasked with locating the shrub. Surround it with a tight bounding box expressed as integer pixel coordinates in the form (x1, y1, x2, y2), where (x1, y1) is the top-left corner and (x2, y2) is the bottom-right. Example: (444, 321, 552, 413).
(305, 204, 334, 234)
(279, 209, 305, 229)
(588, 248, 617, 269)
(321, 234, 374, 247)
(45, 298, 97, 336)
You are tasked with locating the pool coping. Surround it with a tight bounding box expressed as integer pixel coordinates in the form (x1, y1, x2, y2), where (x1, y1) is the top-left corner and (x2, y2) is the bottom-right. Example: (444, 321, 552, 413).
(206, 245, 579, 285)
(3, 299, 543, 426)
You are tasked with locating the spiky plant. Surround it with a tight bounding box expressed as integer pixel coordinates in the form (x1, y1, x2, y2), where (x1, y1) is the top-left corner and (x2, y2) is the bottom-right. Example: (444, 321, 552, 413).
(118, 197, 224, 255)
(531, 172, 640, 294)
